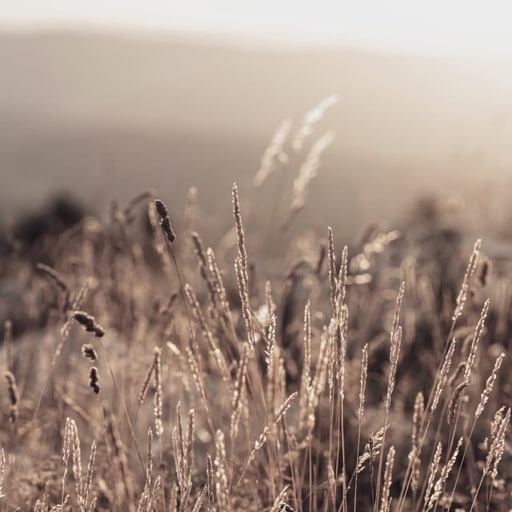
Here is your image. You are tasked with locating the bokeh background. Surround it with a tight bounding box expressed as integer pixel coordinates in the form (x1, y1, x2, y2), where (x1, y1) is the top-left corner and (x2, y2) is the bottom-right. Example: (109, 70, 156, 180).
(2, 1, 512, 241)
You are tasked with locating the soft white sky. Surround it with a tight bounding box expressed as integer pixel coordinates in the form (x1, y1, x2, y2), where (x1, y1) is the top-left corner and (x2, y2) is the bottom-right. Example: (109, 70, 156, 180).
(1, 0, 512, 57)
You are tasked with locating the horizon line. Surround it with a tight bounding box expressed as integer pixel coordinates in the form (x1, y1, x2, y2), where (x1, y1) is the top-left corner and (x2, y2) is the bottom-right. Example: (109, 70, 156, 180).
(2, 21, 512, 62)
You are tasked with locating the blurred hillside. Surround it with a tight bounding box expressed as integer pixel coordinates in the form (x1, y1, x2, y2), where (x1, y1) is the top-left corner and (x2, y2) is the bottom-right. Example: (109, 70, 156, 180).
(1, 31, 512, 238)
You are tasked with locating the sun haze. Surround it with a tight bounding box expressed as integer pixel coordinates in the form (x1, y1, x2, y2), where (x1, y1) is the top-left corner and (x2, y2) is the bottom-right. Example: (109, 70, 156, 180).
(2, 0, 512, 57)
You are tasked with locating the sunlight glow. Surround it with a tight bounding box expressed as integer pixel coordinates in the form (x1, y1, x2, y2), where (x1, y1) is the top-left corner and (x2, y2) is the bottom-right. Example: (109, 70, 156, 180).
(1, 0, 512, 57)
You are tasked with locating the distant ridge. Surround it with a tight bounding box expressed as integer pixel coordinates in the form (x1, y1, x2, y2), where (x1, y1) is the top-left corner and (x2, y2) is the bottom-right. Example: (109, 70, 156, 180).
(1, 30, 511, 235)
(1, 30, 511, 151)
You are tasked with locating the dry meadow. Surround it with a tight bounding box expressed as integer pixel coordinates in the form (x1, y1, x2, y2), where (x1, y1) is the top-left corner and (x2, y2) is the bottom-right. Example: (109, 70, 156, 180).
(1, 104, 511, 511)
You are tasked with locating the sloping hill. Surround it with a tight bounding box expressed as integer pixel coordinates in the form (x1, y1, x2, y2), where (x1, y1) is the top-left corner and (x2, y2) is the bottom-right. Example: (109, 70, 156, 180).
(1, 31, 511, 237)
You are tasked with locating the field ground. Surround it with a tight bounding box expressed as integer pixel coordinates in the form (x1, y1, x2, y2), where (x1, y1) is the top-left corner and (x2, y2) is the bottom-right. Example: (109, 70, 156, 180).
(1, 30, 512, 511)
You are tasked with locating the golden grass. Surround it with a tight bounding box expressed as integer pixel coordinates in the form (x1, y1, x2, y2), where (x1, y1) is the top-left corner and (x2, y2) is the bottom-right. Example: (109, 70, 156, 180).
(1, 108, 512, 510)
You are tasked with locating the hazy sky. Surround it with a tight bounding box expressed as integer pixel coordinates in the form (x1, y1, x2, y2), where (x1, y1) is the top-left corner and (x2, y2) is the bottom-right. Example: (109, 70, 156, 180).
(1, 0, 512, 57)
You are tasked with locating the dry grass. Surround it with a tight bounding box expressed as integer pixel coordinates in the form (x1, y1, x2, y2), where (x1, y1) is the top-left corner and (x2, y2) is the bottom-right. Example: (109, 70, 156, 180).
(1, 108, 512, 511)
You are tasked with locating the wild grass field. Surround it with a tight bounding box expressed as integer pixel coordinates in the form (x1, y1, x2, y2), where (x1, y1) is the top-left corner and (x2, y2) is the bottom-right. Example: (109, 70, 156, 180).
(1, 103, 512, 511)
